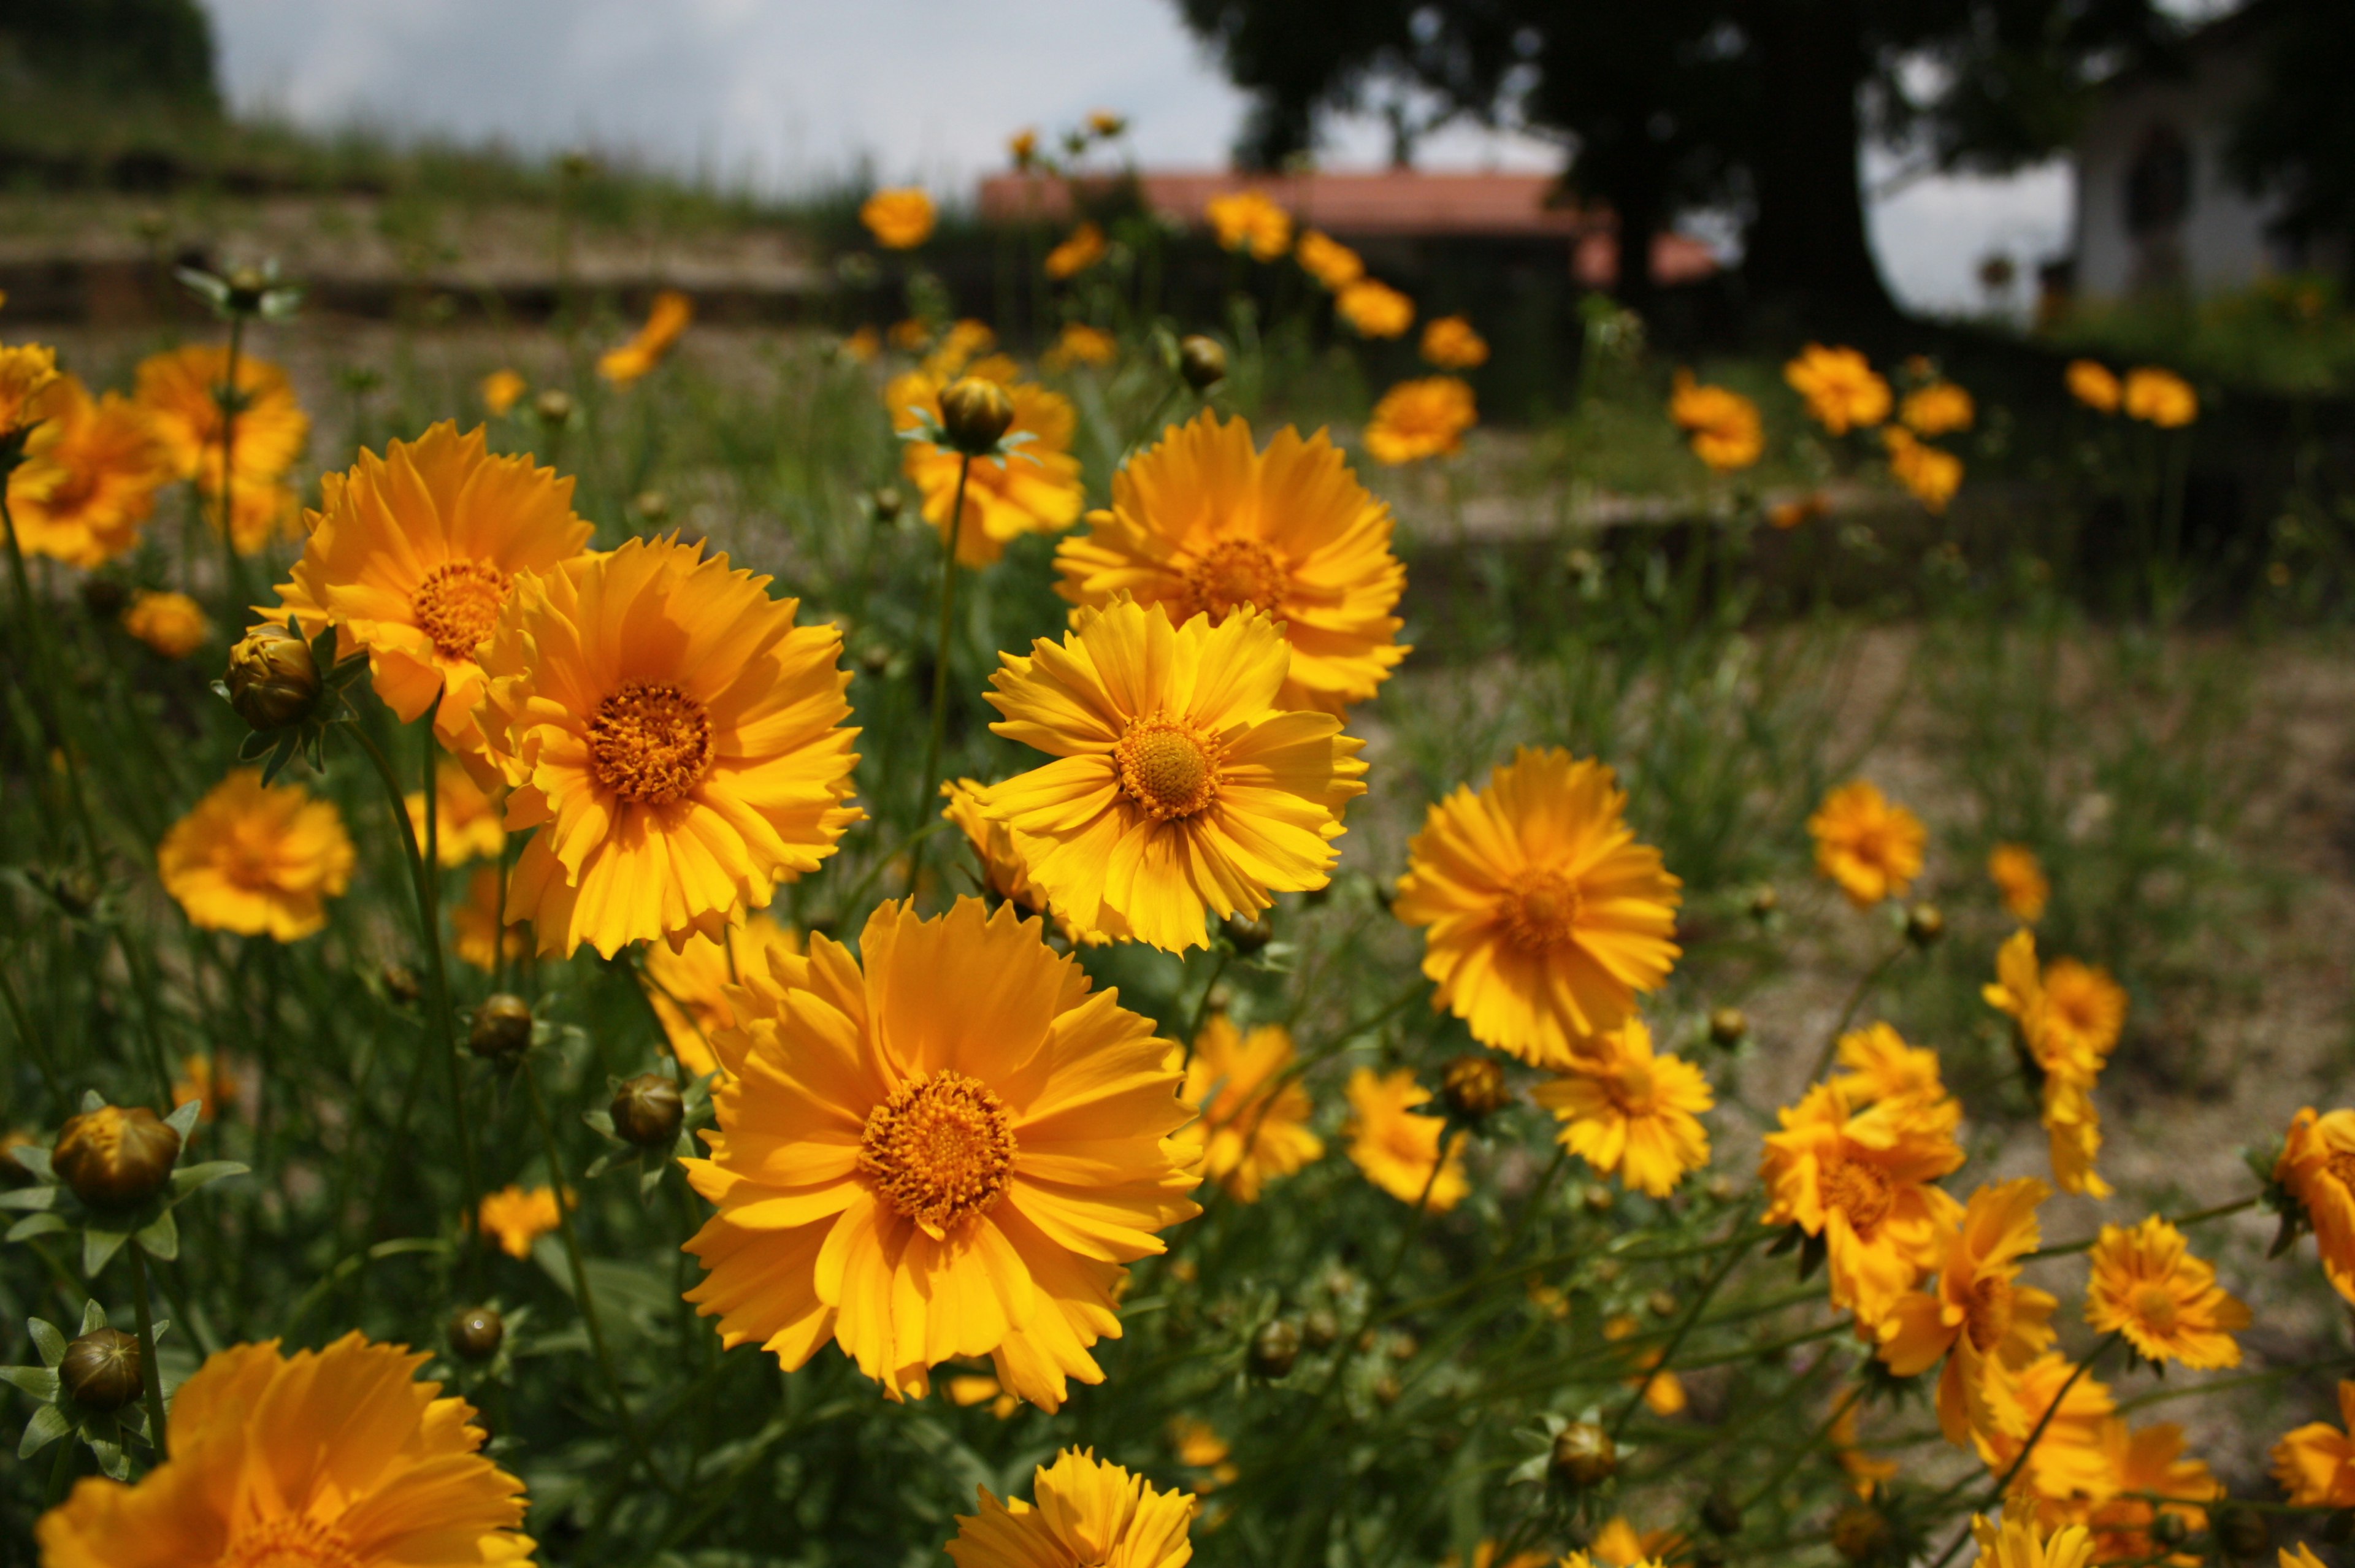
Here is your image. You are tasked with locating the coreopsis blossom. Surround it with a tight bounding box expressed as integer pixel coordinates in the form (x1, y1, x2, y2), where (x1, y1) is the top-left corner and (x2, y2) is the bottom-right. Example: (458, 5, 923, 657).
(1420, 315, 1490, 369)
(480, 368, 527, 415)
(2276, 1107, 2355, 1304)
(1785, 344, 1891, 435)
(477, 1184, 564, 1258)
(841, 326, 880, 363)
(981, 596, 1367, 954)
(1052, 408, 1408, 713)
(172, 1054, 239, 1122)
(1989, 843, 2050, 921)
(158, 769, 356, 941)
(2124, 367, 2197, 428)
(1205, 189, 1291, 259)
(1336, 278, 1414, 338)
(451, 865, 527, 974)
(478, 535, 862, 958)
(6, 374, 171, 566)
(1043, 323, 1117, 370)
(1832, 1399, 1900, 1496)
(121, 590, 211, 658)
(1760, 1081, 1965, 1326)
(1087, 110, 1127, 137)
(404, 758, 505, 868)
(889, 318, 933, 352)
(1972, 1352, 2117, 1504)
(35, 1334, 533, 1568)
(1184, 1015, 1323, 1201)
(641, 912, 803, 1076)
(2067, 361, 2121, 413)
(1877, 1177, 2058, 1447)
(206, 475, 302, 554)
(1169, 1418, 1238, 1489)
(1008, 129, 1039, 166)
(2271, 1383, 2355, 1507)
(682, 899, 1200, 1410)
(2084, 1215, 2249, 1369)
(922, 320, 999, 380)
(1985, 929, 2126, 1197)
(1901, 381, 1975, 436)
(273, 421, 595, 758)
(0, 341, 59, 435)
(1972, 1514, 2093, 1568)
(947, 1450, 1195, 1568)
(1808, 780, 1926, 908)
(598, 289, 693, 384)
(1344, 1066, 1468, 1212)
(1601, 1316, 1688, 1417)
(1769, 491, 1831, 530)
(1295, 229, 1364, 289)
(862, 186, 937, 250)
(887, 360, 1084, 567)
(941, 778, 1103, 944)
(1531, 1017, 1713, 1198)
(1394, 748, 1682, 1068)
(1364, 375, 1476, 465)
(134, 343, 310, 490)
(2077, 1418, 2219, 1564)
(1883, 427, 1964, 514)
(1669, 371, 1764, 472)
(1831, 1022, 1956, 1126)
(1045, 221, 1108, 279)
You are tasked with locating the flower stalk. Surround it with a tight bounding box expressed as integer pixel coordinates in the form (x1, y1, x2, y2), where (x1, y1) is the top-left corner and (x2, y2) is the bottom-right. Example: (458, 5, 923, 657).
(907, 450, 973, 900)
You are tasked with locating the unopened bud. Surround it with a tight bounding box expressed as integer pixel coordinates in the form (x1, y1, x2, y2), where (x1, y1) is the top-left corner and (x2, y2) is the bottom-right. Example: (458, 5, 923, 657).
(1647, 1290, 1680, 1320)
(383, 963, 423, 1004)
(1708, 1007, 1748, 1048)
(469, 994, 534, 1058)
(630, 490, 669, 522)
(59, 1328, 143, 1412)
(1904, 904, 1945, 948)
(1583, 1185, 1615, 1214)
(448, 1305, 505, 1361)
(224, 624, 320, 731)
(611, 1073, 684, 1147)
(1748, 885, 1779, 918)
(870, 485, 903, 523)
(1705, 1174, 1739, 1203)
(2212, 1506, 2269, 1561)
(1373, 1372, 1402, 1406)
(2151, 1513, 2188, 1548)
(1220, 912, 1273, 954)
(53, 1104, 181, 1209)
(1830, 1504, 1891, 1564)
(224, 266, 270, 315)
(1441, 1054, 1510, 1120)
(1248, 1318, 1301, 1379)
(1178, 335, 1227, 391)
(1549, 1420, 1617, 1489)
(1301, 1309, 1339, 1350)
(533, 388, 575, 426)
(938, 377, 1016, 455)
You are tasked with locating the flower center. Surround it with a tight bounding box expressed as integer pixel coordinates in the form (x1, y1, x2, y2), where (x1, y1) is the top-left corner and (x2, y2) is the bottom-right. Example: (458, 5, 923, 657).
(1179, 537, 1289, 621)
(2327, 1150, 2355, 1196)
(1964, 1275, 2015, 1353)
(859, 1070, 1019, 1239)
(1606, 1058, 1660, 1116)
(589, 681, 714, 806)
(1114, 716, 1221, 821)
(2129, 1282, 2181, 1336)
(1499, 868, 1582, 951)
(409, 559, 515, 661)
(215, 1516, 362, 1568)
(1818, 1157, 1894, 1237)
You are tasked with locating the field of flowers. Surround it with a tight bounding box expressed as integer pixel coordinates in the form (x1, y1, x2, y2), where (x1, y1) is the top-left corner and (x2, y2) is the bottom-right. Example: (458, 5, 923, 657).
(3, 120, 2354, 1568)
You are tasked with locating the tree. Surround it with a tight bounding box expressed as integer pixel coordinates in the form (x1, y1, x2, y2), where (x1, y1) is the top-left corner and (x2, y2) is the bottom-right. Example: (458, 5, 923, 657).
(0, 0, 218, 109)
(2229, 0, 2355, 275)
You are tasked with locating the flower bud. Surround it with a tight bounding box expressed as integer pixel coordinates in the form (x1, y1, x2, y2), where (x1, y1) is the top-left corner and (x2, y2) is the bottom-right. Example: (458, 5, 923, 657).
(1830, 1504, 1891, 1564)
(2212, 1506, 2269, 1561)
(383, 963, 423, 1004)
(1549, 1420, 1616, 1489)
(469, 994, 534, 1058)
(1301, 1309, 1339, 1350)
(1708, 1007, 1748, 1048)
(1583, 1184, 1615, 1214)
(448, 1305, 505, 1361)
(611, 1073, 684, 1148)
(533, 388, 576, 426)
(53, 1104, 181, 1209)
(2151, 1513, 2189, 1548)
(224, 624, 321, 731)
(1647, 1290, 1680, 1320)
(870, 486, 903, 523)
(1748, 884, 1779, 918)
(0, 1131, 35, 1187)
(1705, 1173, 1739, 1203)
(1904, 903, 1945, 948)
(938, 377, 1016, 455)
(1178, 335, 1227, 391)
(225, 266, 270, 315)
(1441, 1054, 1510, 1120)
(630, 490, 669, 523)
(1248, 1318, 1301, 1379)
(1372, 1372, 1401, 1407)
(1220, 912, 1273, 954)
(59, 1327, 143, 1412)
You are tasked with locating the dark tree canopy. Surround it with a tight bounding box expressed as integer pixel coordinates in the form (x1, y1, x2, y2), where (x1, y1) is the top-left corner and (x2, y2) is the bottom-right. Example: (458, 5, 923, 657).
(0, 0, 219, 107)
(2229, 0, 2355, 264)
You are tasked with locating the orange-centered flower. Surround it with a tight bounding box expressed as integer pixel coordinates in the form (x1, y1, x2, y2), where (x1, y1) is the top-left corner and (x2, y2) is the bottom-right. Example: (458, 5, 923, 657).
(1760, 1081, 1964, 1326)
(2083, 1214, 2250, 1369)
(887, 358, 1084, 567)
(1809, 780, 1926, 908)
(2275, 1108, 2355, 1307)
(1532, 1017, 1713, 1197)
(1184, 1015, 1323, 1202)
(1877, 1177, 2058, 1448)
(862, 186, 937, 250)
(7, 373, 172, 567)
(1421, 315, 1490, 370)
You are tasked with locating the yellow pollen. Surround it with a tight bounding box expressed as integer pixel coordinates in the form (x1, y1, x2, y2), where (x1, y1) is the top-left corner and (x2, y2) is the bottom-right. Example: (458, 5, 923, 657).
(1114, 716, 1220, 821)
(1818, 1157, 1894, 1237)
(1499, 868, 1583, 951)
(215, 1516, 363, 1568)
(1179, 537, 1289, 621)
(859, 1071, 1019, 1239)
(589, 681, 714, 806)
(409, 559, 515, 661)
(2129, 1282, 2182, 1336)
(1964, 1274, 2015, 1352)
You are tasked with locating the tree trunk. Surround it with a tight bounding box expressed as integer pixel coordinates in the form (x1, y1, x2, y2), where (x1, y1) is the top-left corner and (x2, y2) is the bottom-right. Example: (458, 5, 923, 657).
(1742, 0, 1898, 320)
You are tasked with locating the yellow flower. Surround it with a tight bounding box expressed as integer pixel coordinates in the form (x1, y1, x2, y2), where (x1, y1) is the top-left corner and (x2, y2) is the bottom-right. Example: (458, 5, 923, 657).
(1831, 1022, 1956, 1126)
(1588, 1516, 1685, 1567)
(404, 758, 505, 868)
(2067, 361, 2121, 414)
(947, 1449, 1195, 1568)
(941, 778, 1104, 944)
(1972, 1352, 2116, 1504)
(1989, 844, 2049, 922)
(1184, 1014, 1323, 1201)
(1206, 190, 1292, 259)
(172, 1054, 239, 1123)
(1883, 427, 1964, 514)
(1295, 229, 1364, 290)
(1394, 748, 1682, 1068)
(1971, 1513, 2094, 1568)
(890, 318, 933, 352)
(2278, 1109, 2355, 1306)
(922, 320, 1000, 380)
(6, 374, 171, 567)
(1901, 381, 1975, 436)
(1759, 1082, 1965, 1326)
(948, 1371, 1021, 1419)
(842, 326, 881, 363)
(1984, 929, 2127, 1082)
(1087, 110, 1127, 137)
(1832, 1398, 1899, 1497)
(1877, 1177, 2058, 1448)
(121, 590, 211, 658)
(1785, 344, 1891, 435)
(2124, 367, 2197, 428)
(1169, 1417, 1239, 1488)
(599, 289, 694, 384)
(274, 421, 594, 758)
(2284, 1550, 2328, 1568)
(477, 1184, 564, 1258)
(2084, 1215, 2249, 1369)
(35, 1333, 533, 1568)
(1669, 371, 1764, 472)
(2079, 1418, 2218, 1564)
(1420, 315, 1490, 369)
(0, 341, 59, 435)
(1043, 323, 1117, 370)
(1533, 1017, 1712, 1198)
(1601, 1315, 1688, 1417)
(1046, 222, 1108, 280)
(1008, 129, 1039, 166)
(1365, 375, 1476, 465)
(1343, 1066, 1468, 1212)
(158, 769, 356, 941)
(451, 865, 528, 974)
(683, 899, 1201, 1409)
(1336, 278, 1414, 338)
(480, 535, 862, 958)
(134, 344, 310, 489)
(1053, 408, 1409, 713)
(481, 368, 527, 415)
(1809, 779, 1926, 908)
(641, 912, 803, 1075)
(1769, 491, 1831, 530)
(2273, 1383, 2355, 1507)
(887, 360, 1085, 567)
(862, 186, 938, 250)
(981, 596, 1367, 954)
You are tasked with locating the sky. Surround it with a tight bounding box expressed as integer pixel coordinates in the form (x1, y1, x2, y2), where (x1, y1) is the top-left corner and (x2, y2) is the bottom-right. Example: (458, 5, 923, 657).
(202, 0, 2089, 316)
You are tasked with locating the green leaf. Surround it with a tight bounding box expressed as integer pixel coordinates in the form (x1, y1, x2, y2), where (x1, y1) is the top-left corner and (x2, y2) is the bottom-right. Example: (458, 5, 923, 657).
(76, 1300, 105, 1336)
(89, 1434, 128, 1479)
(10, 1146, 52, 1181)
(26, 1319, 66, 1366)
(78, 1090, 104, 1114)
(6, 1214, 69, 1243)
(238, 728, 281, 761)
(18, 1403, 69, 1458)
(168, 1161, 249, 1198)
(0, 1366, 59, 1401)
(163, 1100, 203, 1141)
(83, 1227, 130, 1277)
(0, 1186, 61, 1212)
(135, 1209, 179, 1262)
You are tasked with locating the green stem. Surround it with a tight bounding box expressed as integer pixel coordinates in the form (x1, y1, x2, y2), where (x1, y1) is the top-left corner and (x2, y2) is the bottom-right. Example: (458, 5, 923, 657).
(907, 452, 974, 901)
(1178, 947, 1232, 1066)
(1610, 1200, 1764, 1439)
(2024, 1195, 2259, 1261)
(1805, 938, 1909, 1083)
(1924, 1331, 2121, 1568)
(214, 316, 245, 611)
(1736, 1376, 1863, 1512)
(0, 487, 102, 865)
(0, 952, 67, 1106)
(128, 1243, 169, 1461)
(45, 1426, 75, 1503)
